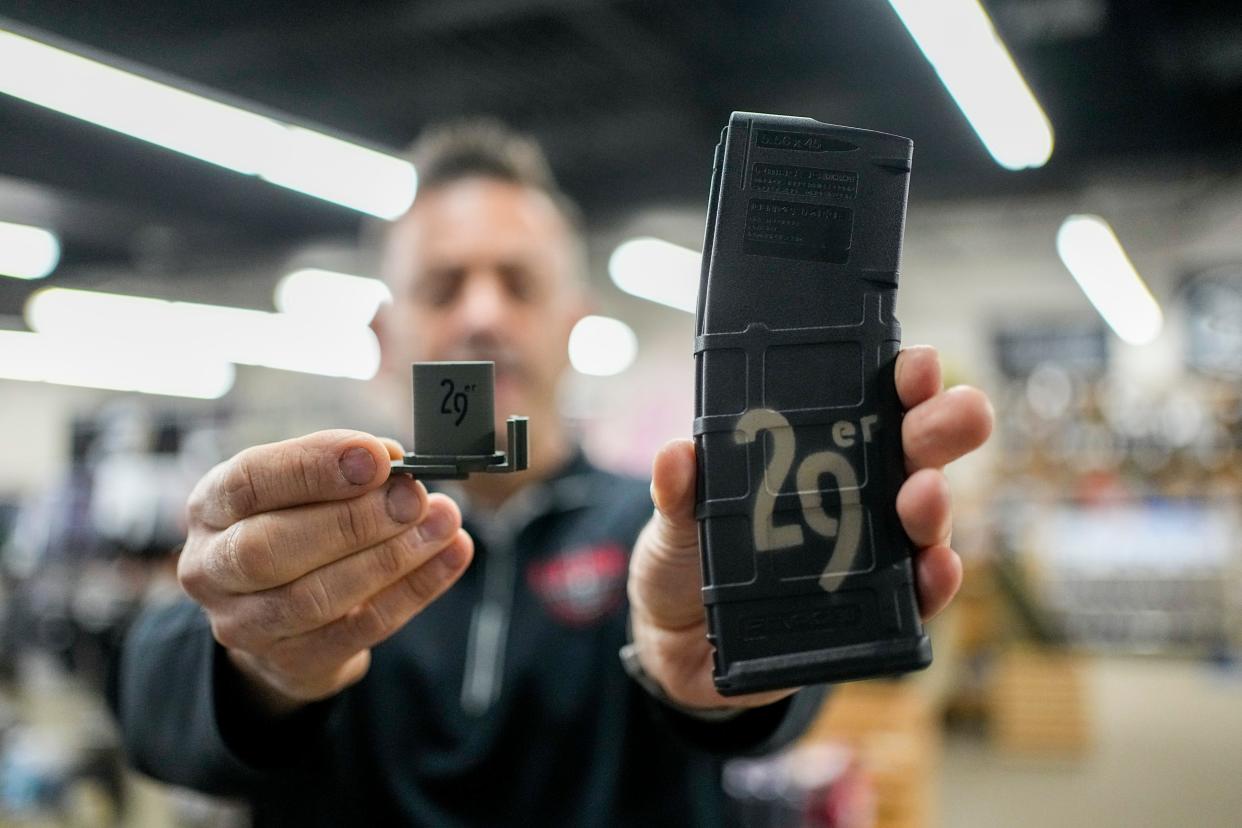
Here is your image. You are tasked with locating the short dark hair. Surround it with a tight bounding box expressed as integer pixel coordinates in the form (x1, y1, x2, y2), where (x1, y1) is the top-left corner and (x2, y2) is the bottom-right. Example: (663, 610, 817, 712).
(405, 118, 584, 233)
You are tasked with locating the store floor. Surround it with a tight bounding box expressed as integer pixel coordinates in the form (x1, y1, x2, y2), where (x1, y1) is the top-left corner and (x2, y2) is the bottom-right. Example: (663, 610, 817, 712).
(939, 656, 1242, 828)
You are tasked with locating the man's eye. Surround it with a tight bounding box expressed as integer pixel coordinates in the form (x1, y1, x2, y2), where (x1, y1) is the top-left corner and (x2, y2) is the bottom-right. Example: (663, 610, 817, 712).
(416, 271, 461, 307)
(500, 265, 536, 302)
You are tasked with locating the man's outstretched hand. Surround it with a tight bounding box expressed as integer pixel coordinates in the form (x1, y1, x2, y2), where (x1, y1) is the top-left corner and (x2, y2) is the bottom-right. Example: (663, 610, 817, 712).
(626, 346, 993, 711)
(177, 430, 474, 716)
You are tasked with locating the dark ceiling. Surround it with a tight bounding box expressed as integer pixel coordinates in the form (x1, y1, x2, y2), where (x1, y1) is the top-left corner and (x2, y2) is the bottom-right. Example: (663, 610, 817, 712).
(0, 0, 1240, 308)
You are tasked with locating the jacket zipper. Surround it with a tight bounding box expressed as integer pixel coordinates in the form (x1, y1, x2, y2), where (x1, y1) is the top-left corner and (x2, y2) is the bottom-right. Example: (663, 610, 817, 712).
(457, 474, 592, 716)
(460, 525, 515, 716)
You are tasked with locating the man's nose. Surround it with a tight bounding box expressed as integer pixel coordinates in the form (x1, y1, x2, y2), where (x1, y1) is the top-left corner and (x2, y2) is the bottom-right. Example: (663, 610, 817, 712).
(455, 272, 508, 334)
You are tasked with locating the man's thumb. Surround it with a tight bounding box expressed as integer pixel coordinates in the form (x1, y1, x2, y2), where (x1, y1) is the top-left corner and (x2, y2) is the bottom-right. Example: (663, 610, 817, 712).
(649, 439, 700, 555)
(630, 439, 704, 628)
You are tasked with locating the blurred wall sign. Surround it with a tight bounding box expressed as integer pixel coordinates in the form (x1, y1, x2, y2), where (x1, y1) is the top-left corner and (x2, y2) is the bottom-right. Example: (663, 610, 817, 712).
(1184, 266, 1242, 379)
(992, 321, 1109, 379)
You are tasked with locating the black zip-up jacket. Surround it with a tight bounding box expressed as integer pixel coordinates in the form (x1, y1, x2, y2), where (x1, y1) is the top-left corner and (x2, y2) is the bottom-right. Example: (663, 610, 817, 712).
(115, 452, 825, 826)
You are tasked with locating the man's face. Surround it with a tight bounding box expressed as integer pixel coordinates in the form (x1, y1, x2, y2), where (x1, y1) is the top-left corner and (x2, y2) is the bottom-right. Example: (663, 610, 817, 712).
(377, 177, 585, 434)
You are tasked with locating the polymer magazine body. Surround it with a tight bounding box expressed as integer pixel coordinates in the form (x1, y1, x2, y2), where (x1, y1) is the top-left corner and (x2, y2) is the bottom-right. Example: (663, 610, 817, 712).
(694, 112, 930, 695)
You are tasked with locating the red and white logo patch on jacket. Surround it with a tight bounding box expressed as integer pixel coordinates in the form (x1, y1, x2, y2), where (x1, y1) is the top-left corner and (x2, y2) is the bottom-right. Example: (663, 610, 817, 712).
(526, 543, 628, 627)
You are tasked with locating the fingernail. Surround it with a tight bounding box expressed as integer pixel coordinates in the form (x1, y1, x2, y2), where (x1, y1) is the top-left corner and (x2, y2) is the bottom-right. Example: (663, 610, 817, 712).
(418, 507, 454, 543)
(386, 479, 422, 523)
(435, 542, 468, 572)
(340, 447, 376, 485)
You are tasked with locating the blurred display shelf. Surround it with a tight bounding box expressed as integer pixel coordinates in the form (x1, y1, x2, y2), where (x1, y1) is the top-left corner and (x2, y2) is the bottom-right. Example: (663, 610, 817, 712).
(803, 681, 940, 828)
(986, 360, 1242, 658)
(988, 496, 1241, 655)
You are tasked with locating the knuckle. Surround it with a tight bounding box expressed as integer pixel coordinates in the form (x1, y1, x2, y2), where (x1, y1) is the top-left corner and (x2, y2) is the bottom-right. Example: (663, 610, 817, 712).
(184, 471, 218, 524)
(224, 521, 279, 586)
(334, 497, 378, 550)
(370, 536, 408, 581)
(288, 571, 335, 628)
(345, 601, 390, 644)
(367, 599, 396, 636)
(220, 450, 262, 522)
(287, 443, 324, 502)
(210, 616, 246, 651)
(176, 546, 208, 597)
(400, 567, 440, 612)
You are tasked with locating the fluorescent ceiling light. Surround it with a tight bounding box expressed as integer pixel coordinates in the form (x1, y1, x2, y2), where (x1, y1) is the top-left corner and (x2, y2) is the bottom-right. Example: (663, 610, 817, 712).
(275, 268, 392, 326)
(0, 220, 60, 280)
(569, 315, 638, 377)
(26, 287, 381, 379)
(0, 329, 234, 398)
(1056, 214, 1163, 346)
(0, 29, 416, 218)
(608, 237, 700, 314)
(887, 0, 1054, 170)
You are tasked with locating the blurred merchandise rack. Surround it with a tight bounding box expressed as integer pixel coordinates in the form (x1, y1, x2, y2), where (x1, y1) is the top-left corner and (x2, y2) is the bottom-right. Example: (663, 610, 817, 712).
(995, 496, 1238, 654)
(986, 323, 1242, 657)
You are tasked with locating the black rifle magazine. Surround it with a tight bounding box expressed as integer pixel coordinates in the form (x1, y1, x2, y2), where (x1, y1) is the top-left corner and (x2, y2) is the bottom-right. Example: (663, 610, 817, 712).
(694, 112, 930, 696)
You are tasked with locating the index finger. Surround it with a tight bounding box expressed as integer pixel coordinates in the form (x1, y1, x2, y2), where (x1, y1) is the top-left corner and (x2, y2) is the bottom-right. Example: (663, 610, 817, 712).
(895, 345, 942, 410)
(190, 430, 393, 529)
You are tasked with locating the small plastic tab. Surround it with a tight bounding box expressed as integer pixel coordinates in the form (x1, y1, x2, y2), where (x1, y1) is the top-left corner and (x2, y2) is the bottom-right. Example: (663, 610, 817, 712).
(389, 361, 530, 480)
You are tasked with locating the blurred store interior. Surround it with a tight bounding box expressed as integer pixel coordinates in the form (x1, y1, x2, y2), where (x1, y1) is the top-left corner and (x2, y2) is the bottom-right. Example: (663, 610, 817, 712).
(0, 1, 1240, 826)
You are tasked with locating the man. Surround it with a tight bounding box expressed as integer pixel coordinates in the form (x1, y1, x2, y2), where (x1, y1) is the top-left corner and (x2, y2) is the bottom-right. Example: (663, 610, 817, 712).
(115, 122, 992, 825)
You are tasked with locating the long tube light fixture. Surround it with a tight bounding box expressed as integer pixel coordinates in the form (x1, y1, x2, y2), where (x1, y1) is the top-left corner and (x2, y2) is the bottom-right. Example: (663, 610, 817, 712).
(25, 287, 381, 380)
(0, 28, 416, 219)
(275, 268, 392, 326)
(608, 237, 700, 314)
(0, 329, 234, 398)
(0, 220, 60, 279)
(887, 0, 1054, 170)
(1056, 214, 1163, 345)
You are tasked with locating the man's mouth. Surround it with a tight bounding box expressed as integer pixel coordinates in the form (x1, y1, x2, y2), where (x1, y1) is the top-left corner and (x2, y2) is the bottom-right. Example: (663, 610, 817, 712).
(444, 347, 525, 389)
